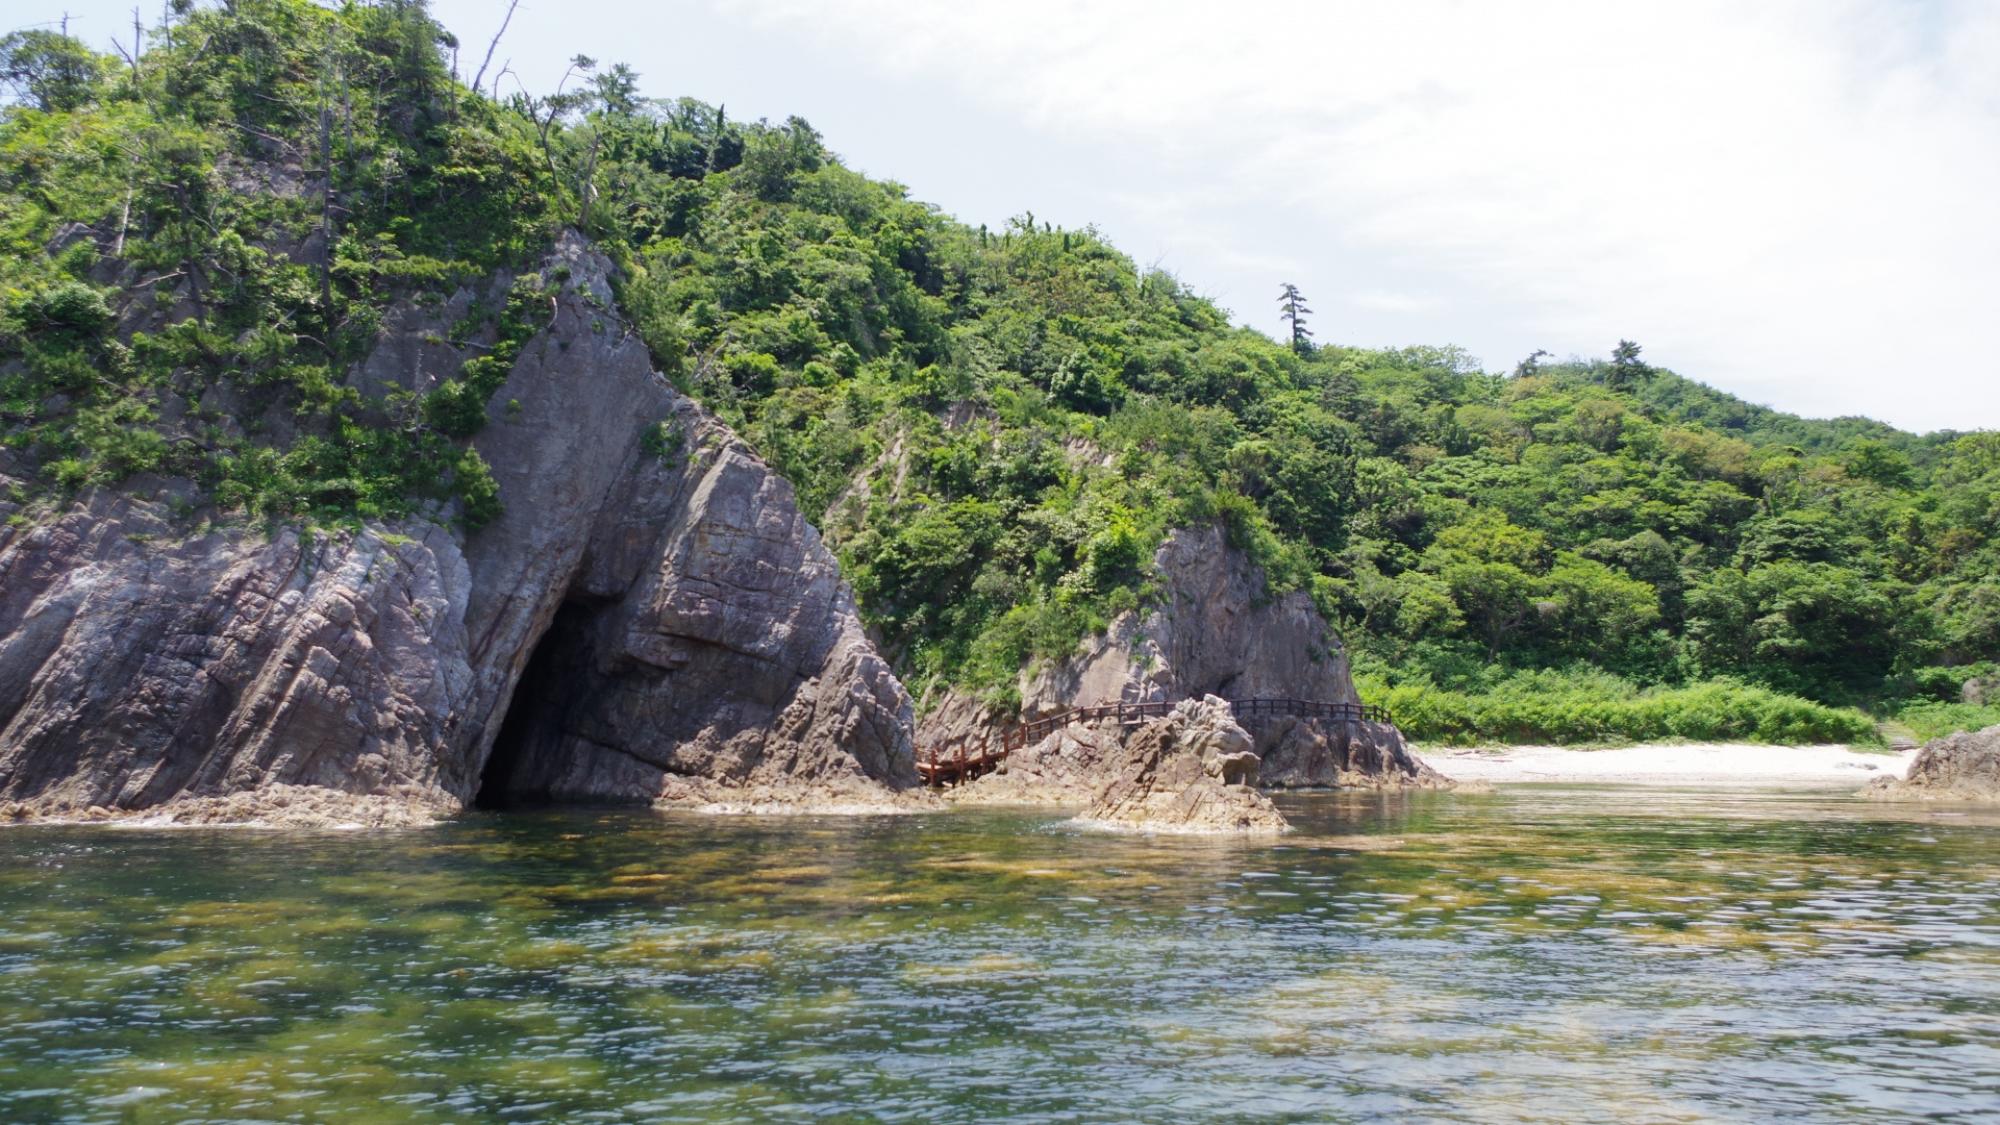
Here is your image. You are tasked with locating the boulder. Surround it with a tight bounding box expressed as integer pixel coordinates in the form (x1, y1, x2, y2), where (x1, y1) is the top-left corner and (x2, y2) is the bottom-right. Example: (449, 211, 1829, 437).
(1871, 724, 2000, 802)
(0, 235, 920, 823)
(1075, 696, 1290, 834)
(1964, 676, 1999, 707)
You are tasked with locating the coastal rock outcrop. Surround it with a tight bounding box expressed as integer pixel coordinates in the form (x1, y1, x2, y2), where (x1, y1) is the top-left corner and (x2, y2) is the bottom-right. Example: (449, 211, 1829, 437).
(0, 235, 919, 824)
(923, 525, 1354, 748)
(1028, 524, 1355, 711)
(1075, 696, 1289, 834)
(1870, 724, 2000, 802)
(941, 720, 1125, 807)
(924, 523, 1445, 791)
(1254, 716, 1452, 790)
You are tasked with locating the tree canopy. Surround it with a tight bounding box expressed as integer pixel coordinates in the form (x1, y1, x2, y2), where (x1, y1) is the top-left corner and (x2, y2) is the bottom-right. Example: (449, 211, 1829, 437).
(1, 0, 1993, 744)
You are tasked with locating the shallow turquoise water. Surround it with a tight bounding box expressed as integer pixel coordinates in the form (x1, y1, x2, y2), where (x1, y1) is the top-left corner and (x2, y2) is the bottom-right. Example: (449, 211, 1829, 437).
(2, 787, 1998, 1122)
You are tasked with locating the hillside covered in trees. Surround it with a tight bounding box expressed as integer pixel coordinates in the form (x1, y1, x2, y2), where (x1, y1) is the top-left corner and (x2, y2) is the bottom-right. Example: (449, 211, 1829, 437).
(3, 0, 1996, 745)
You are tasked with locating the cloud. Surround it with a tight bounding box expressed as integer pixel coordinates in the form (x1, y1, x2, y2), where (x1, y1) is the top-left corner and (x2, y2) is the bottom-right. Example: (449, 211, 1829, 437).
(1351, 290, 1439, 315)
(716, 0, 1999, 431)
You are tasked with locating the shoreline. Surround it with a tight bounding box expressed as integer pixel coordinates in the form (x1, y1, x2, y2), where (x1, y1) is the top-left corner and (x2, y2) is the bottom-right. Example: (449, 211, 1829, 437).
(1423, 742, 1914, 787)
(0, 744, 1927, 829)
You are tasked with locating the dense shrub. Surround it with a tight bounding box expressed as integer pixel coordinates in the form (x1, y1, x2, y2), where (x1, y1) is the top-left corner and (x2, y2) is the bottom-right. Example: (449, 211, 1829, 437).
(1891, 702, 2000, 743)
(1357, 668, 1881, 746)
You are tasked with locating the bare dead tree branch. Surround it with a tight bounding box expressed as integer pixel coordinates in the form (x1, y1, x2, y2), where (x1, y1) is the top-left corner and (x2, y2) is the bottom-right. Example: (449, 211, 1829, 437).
(470, 0, 520, 97)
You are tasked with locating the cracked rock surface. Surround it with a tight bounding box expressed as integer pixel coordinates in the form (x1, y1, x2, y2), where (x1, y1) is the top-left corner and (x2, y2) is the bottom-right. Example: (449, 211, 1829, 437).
(1074, 696, 1290, 835)
(0, 234, 918, 824)
(926, 523, 1447, 793)
(1253, 716, 1452, 791)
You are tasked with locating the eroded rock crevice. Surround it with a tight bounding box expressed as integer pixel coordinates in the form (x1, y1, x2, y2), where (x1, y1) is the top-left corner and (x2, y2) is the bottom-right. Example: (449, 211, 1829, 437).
(475, 599, 600, 809)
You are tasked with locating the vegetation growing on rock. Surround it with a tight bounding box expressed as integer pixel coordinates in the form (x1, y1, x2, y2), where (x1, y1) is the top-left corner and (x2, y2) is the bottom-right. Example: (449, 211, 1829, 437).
(3, 0, 1994, 744)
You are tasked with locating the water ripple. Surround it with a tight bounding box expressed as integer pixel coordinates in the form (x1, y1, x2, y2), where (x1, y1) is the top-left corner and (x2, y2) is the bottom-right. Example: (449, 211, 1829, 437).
(0, 788, 1996, 1121)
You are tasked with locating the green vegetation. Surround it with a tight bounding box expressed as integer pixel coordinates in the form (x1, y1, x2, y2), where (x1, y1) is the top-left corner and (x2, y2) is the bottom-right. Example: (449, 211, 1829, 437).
(3, 0, 1994, 743)
(1357, 668, 1879, 747)
(0, 0, 561, 527)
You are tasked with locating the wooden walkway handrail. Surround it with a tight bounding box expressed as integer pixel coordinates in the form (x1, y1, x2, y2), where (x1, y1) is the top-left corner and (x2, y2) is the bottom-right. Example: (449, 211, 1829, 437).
(919, 695, 1396, 787)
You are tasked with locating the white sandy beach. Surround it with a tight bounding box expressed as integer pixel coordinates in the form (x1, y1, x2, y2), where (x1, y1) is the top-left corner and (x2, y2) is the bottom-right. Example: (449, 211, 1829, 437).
(1425, 743, 1915, 787)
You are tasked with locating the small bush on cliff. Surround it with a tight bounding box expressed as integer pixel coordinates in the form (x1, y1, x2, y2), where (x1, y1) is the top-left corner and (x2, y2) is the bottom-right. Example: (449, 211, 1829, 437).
(453, 448, 502, 531)
(18, 282, 112, 340)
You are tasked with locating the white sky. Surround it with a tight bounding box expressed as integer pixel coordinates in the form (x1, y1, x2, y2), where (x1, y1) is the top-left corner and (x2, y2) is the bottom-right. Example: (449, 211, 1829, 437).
(20, 0, 2000, 433)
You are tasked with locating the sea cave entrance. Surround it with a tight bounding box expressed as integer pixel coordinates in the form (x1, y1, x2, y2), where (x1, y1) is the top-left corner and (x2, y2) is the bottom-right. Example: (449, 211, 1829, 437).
(474, 600, 598, 809)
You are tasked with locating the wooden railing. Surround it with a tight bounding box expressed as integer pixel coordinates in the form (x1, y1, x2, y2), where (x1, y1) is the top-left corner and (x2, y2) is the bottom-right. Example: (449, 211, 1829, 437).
(1002, 697, 1393, 752)
(918, 696, 1394, 787)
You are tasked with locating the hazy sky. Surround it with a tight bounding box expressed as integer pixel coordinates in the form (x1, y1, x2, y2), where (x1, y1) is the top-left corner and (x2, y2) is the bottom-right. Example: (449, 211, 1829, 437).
(18, 0, 2000, 433)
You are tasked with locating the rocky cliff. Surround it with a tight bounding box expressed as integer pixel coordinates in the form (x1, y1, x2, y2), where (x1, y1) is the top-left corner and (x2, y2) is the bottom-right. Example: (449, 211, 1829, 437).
(924, 525, 1354, 742)
(0, 235, 918, 824)
(925, 523, 1442, 790)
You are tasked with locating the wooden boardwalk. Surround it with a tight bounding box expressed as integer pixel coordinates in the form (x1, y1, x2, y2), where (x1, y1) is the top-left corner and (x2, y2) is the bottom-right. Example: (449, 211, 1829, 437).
(917, 697, 1396, 787)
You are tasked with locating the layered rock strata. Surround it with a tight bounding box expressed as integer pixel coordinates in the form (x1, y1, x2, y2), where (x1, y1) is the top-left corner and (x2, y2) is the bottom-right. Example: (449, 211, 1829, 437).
(928, 523, 1445, 793)
(1074, 696, 1289, 834)
(0, 235, 918, 825)
(1252, 715, 1451, 790)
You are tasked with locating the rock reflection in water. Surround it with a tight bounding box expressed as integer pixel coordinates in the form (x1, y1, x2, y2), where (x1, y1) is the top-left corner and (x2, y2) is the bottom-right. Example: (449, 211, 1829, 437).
(0, 787, 1996, 1122)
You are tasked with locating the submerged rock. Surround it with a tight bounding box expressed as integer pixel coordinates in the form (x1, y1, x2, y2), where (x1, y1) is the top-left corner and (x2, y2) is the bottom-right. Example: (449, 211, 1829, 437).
(1871, 724, 2000, 802)
(1075, 696, 1289, 835)
(0, 235, 920, 823)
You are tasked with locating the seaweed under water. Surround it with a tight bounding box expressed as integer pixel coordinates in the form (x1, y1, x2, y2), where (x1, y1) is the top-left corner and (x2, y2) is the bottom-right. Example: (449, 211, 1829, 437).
(1, 787, 1996, 1122)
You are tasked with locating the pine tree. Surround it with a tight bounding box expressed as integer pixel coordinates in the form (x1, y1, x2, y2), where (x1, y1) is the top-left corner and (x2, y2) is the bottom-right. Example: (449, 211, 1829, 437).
(1513, 349, 1551, 378)
(1278, 282, 1313, 354)
(1609, 339, 1648, 387)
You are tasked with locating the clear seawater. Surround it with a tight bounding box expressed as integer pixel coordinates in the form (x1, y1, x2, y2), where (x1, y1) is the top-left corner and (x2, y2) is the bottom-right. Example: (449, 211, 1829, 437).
(2, 786, 1997, 1123)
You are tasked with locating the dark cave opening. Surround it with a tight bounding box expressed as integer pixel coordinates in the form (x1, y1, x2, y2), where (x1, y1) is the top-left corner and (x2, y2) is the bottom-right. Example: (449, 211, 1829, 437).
(474, 601, 592, 809)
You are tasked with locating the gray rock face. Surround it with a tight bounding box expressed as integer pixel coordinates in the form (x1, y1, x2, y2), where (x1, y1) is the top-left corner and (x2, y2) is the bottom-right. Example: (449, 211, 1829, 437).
(945, 719, 1124, 807)
(1871, 724, 2000, 802)
(0, 235, 917, 824)
(1076, 696, 1289, 834)
(923, 523, 1442, 790)
(0, 501, 475, 818)
(924, 525, 1356, 749)
(1253, 716, 1452, 790)
(1030, 524, 1357, 713)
